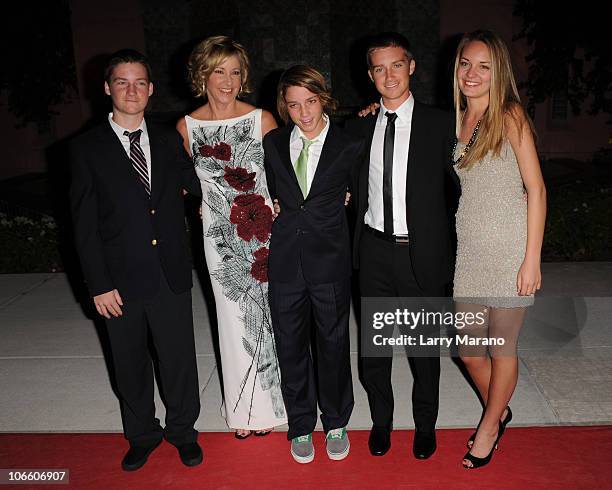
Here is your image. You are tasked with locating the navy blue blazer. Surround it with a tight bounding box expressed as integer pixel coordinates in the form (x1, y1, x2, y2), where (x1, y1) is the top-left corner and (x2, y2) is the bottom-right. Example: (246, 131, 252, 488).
(70, 119, 201, 300)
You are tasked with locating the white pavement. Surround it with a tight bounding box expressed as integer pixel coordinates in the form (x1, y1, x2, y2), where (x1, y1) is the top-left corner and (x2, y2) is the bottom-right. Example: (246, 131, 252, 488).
(1, 263, 611, 434)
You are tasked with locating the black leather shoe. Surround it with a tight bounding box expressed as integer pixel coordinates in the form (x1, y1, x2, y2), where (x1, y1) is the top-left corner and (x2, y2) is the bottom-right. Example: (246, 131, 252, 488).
(368, 426, 391, 456)
(413, 430, 436, 459)
(177, 442, 203, 467)
(121, 439, 162, 471)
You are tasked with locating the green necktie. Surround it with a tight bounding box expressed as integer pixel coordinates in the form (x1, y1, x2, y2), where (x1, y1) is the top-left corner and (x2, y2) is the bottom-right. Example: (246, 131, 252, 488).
(295, 137, 314, 198)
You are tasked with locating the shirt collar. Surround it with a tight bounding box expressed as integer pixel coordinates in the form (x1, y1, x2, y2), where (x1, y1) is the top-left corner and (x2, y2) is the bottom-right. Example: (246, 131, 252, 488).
(290, 113, 330, 145)
(377, 93, 414, 124)
(108, 113, 148, 138)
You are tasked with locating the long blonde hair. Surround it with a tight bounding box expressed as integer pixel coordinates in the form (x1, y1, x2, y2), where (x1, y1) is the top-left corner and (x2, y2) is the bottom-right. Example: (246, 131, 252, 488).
(453, 29, 535, 169)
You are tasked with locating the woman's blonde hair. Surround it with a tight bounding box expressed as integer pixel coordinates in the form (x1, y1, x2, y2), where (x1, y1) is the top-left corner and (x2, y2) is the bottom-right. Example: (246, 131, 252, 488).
(453, 29, 535, 169)
(276, 65, 338, 123)
(188, 35, 251, 98)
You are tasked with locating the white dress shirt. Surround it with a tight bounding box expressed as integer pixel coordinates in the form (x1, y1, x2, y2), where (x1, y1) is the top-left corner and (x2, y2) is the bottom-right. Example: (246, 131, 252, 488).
(364, 95, 414, 235)
(289, 115, 330, 195)
(108, 113, 152, 185)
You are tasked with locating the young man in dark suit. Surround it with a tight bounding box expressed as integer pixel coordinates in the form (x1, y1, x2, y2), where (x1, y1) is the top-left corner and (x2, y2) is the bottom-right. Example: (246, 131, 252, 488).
(349, 32, 457, 459)
(70, 49, 203, 471)
(263, 65, 363, 464)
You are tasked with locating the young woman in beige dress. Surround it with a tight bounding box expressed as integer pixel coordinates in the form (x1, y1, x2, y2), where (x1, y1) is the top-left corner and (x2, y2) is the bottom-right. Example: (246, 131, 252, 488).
(451, 29, 546, 469)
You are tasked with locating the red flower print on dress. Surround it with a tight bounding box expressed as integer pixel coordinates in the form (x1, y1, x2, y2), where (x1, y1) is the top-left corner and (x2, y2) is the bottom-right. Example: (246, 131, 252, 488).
(229, 194, 272, 243)
(199, 144, 215, 157)
(251, 247, 269, 283)
(198, 142, 232, 161)
(215, 142, 232, 161)
(224, 166, 256, 192)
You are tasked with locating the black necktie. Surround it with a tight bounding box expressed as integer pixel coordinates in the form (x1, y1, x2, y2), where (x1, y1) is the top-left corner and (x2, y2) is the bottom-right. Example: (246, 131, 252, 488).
(123, 129, 151, 196)
(383, 112, 397, 235)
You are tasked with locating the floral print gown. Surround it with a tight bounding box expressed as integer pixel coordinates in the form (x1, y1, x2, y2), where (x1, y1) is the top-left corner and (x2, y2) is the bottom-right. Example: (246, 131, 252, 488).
(185, 109, 286, 429)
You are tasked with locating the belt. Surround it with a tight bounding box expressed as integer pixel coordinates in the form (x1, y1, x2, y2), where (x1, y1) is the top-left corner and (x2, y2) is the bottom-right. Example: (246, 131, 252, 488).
(364, 225, 409, 244)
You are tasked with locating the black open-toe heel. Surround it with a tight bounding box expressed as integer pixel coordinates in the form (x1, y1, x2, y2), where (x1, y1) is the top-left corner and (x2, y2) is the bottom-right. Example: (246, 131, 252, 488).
(467, 406, 512, 449)
(502, 406, 513, 429)
(462, 421, 503, 469)
(466, 430, 477, 450)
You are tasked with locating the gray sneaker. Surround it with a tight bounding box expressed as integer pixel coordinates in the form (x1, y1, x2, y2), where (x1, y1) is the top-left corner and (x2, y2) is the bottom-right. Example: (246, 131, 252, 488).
(291, 433, 315, 464)
(326, 427, 350, 460)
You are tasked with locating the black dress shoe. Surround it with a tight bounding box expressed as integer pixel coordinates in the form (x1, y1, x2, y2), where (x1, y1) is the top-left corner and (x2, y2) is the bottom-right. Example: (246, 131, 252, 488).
(177, 442, 203, 467)
(368, 426, 391, 456)
(121, 439, 162, 471)
(413, 430, 436, 459)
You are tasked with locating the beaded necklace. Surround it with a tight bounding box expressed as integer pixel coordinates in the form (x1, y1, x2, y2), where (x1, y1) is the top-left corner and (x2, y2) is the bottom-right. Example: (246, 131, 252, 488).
(452, 119, 481, 166)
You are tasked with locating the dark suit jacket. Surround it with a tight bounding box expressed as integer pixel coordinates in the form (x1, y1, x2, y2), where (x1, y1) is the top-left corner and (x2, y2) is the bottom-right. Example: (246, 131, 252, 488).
(348, 100, 458, 293)
(69, 119, 201, 300)
(263, 123, 364, 284)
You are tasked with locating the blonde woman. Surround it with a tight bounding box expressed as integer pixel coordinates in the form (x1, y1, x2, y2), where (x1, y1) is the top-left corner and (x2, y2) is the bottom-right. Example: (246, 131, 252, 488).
(451, 29, 546, 469)
(176, 36, 286, 439)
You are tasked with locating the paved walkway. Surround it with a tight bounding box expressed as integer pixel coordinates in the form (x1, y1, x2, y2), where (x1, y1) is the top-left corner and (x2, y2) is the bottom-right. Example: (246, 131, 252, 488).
(1, 263, 611, 434)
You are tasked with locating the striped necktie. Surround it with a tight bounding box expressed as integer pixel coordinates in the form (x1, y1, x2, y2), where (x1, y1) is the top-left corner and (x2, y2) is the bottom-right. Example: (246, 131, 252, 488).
(123, 129, 151, 196)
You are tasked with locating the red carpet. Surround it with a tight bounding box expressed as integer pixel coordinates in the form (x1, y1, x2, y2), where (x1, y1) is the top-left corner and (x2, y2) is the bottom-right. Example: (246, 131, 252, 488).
(1, 427, 611, 489)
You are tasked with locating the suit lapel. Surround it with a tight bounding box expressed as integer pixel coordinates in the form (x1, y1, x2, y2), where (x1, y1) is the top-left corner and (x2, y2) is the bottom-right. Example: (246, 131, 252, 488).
(308, 123, 343, 197)
(274, 125, 303, 201)
(405, 100, 423, 219)
(147, 121, 164, 206)
(360, 114, 378, 212)
(99, 121, 150, 201)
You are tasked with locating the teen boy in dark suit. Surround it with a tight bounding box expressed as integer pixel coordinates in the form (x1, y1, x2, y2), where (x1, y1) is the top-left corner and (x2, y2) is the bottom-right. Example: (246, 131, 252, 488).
(264, 65, 363, 464)
(70, 49, 202, 471)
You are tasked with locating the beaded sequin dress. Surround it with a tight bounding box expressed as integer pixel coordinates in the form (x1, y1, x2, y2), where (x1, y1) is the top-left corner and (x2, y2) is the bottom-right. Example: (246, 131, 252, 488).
(453, 140, 534, 308)
(185, 109, 287, 429)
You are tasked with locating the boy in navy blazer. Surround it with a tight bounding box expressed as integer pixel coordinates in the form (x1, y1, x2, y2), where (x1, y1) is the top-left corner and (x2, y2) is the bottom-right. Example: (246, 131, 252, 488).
(263, 65, 363, 464)
(70, 49, 202, 471)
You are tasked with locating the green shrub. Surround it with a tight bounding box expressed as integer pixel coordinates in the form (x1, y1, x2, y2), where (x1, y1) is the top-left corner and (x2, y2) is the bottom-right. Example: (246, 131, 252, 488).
(542, 179, 612, 261)
(0, 213, 63, 273)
